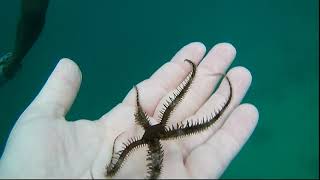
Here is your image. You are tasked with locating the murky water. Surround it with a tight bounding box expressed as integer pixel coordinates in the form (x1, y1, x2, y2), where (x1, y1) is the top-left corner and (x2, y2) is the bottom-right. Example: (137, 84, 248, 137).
(0, 0, 318, 178)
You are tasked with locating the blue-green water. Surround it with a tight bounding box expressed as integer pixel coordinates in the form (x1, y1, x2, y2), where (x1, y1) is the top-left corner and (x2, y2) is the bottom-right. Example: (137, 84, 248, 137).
(0, 0, 318, 178)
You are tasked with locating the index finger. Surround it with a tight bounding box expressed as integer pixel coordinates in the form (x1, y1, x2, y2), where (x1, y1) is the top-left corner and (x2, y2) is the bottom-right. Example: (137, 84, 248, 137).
(122, 42, 206, 116)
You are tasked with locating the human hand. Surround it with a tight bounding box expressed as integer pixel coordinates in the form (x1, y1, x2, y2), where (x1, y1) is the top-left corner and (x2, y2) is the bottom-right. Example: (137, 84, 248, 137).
(0, 42, 259, 179)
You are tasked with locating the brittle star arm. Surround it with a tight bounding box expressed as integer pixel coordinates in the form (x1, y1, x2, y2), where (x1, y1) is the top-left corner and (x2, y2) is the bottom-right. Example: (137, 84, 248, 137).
(160, 75, 232, 140)
(146, 140, 164, 179)
(134, 86, 152, 130)
(159, 59, 196, 127)
(106, 138, 147, 177)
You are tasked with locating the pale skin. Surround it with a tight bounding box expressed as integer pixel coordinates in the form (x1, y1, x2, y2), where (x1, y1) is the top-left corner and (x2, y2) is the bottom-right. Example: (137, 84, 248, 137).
(0, 42, 259, 179)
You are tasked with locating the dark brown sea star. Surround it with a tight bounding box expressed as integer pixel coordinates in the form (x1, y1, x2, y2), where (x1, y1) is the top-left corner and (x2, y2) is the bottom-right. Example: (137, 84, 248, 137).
(105, 59, 232, 179)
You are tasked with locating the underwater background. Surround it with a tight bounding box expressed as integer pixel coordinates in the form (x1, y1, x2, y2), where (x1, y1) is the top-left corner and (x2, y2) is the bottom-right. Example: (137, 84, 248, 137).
(0, 0, 318, 178)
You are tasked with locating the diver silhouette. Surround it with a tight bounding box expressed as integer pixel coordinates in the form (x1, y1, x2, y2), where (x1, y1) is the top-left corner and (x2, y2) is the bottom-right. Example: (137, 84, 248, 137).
(0, 0, 49, 86)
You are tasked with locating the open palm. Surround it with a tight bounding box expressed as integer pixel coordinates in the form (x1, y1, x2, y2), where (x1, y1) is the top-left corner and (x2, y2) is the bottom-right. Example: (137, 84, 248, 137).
(0, 42, 258, 179)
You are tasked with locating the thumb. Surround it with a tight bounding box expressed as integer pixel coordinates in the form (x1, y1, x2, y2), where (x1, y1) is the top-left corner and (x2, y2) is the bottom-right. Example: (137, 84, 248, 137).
(25, 58, 82, 119)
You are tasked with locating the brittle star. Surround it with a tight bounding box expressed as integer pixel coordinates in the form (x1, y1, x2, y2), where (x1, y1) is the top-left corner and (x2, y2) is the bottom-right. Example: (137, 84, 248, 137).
(105, 59, 232, 179)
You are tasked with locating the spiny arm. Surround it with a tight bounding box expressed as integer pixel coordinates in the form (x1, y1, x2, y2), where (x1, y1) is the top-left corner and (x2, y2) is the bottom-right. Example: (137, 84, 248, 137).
(146, 140, 164, 179)
(159, 59, 196, 126)
(134, 86, 152, 130)
(105, 138, 147, 177)
(160, 75, 232, 140)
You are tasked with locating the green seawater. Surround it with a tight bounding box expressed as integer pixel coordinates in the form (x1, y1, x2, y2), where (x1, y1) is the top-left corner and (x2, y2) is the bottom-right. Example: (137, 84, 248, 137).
(0, 0, 318, 178)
